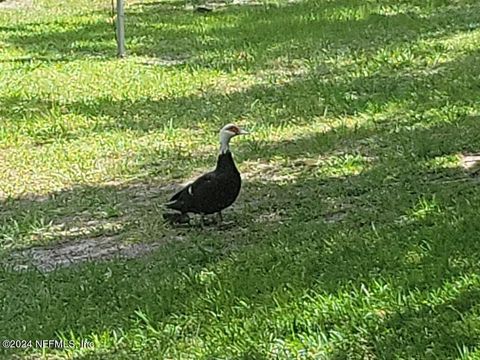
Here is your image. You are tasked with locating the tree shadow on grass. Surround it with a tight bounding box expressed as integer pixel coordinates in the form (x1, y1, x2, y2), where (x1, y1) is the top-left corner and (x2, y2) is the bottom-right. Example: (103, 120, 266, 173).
(2, 172, 479, 359)
(1, 107, 478, 249)
(1, 111, 480, 358)
(1, 45, 479, 148)
(0, 18, 116, 60)
(367, 288, 480, 359)
(1, 0, 478, 66)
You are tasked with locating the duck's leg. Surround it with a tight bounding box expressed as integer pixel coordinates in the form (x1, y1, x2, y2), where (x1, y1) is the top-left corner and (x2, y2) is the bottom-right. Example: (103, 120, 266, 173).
(180, 213, 190, 224)
(217, 211, 235, 228)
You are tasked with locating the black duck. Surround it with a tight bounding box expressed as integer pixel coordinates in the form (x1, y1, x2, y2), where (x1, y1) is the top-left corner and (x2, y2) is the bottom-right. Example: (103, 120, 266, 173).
(164, 124, 249, 224)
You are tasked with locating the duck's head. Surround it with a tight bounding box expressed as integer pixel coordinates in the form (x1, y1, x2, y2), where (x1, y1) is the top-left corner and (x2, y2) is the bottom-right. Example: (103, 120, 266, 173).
(220, 123, 249, 137)
(219, 124, 249, 153)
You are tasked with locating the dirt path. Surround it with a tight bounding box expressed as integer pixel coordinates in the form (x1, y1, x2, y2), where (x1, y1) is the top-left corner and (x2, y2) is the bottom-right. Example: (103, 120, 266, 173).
(5, 235, 182, 272)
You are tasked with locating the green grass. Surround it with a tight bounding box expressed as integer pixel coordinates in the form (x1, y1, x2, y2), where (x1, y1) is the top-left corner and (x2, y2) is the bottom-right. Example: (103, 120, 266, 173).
(1, 0, 480, 358)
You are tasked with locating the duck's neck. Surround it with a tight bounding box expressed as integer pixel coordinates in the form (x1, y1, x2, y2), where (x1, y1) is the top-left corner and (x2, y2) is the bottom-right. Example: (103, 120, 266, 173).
(216, 149, 238, 173)
(220, 142, 229, 154)
(219, 133, 232, 154)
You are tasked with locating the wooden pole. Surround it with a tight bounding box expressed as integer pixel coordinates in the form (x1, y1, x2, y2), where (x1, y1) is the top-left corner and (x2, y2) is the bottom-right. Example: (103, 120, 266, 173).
(116, 0, 126, 58)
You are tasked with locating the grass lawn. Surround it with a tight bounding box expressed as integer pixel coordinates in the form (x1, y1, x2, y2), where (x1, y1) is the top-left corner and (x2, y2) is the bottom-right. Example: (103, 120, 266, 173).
(1, 0, 480, 358)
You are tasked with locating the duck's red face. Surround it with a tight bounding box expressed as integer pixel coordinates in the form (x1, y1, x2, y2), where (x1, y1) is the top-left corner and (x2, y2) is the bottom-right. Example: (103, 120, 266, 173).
(225, 125, 241, 134)
(223, 124, 249, 136)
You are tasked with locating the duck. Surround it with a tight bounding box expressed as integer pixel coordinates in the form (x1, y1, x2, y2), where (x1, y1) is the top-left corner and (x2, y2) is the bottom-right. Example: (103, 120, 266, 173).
(163, 124, 249, 224)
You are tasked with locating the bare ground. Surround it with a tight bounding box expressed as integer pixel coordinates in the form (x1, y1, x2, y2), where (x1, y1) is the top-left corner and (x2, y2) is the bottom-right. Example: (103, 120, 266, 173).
(460, 154, 480, 170)
(0, 0, 32, 10)
(4, 151, 476, 273)
(5, 235, 182, 272)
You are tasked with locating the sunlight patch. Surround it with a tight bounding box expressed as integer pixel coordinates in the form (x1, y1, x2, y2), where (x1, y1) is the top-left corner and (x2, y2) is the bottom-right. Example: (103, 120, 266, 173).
(424, 154, 459, 170)
(437, 28, 480, 52)
(397, 195, 442, 225)
(242, 153, 372, 183)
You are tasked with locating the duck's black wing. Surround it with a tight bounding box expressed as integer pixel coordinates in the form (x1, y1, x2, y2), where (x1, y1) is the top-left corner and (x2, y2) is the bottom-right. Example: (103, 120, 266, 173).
(165, 171, 218, 214)
(165, 152, 241, 215)
(169, 184, 187, 202)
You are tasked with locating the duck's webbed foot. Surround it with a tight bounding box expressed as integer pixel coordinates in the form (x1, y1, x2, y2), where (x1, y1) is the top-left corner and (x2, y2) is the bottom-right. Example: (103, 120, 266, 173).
(216, 212, 234, 228)
(163, 212, 190, 224)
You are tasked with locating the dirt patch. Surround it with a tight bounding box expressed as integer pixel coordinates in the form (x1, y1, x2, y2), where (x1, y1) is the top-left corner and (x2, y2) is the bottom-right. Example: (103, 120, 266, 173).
(254, 210, 285, 224)
(323, 210, 347, 223)
(184, 0, 263, 11)
(460, 154, 480, 179)
(0, 0, 32, 10)
(140, 56, 188, 67)
(5, 236, 181, 272)
(460, 154, 480, 170)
